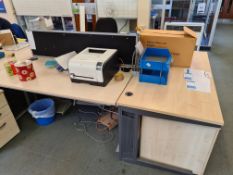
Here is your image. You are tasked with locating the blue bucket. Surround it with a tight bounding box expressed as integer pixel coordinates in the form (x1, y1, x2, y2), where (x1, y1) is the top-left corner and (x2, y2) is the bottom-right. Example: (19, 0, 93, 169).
(28, 98, 55, 126)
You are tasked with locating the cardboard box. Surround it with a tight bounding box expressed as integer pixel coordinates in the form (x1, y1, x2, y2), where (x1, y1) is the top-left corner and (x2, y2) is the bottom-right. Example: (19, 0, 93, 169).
(140, 27, 197, 67)
(0, 30, 15, 46)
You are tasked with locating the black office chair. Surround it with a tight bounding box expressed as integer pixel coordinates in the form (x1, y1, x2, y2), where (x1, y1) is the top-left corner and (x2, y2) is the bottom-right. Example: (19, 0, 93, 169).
(95, 18, 118, 33)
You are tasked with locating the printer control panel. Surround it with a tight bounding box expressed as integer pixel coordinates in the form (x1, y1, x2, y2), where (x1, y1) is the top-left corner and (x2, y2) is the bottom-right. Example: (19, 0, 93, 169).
(96, 62, 103, 71)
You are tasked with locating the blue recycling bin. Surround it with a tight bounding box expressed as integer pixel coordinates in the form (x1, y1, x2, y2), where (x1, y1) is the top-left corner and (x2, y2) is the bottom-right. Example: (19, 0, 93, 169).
(28, 98, 55, 126)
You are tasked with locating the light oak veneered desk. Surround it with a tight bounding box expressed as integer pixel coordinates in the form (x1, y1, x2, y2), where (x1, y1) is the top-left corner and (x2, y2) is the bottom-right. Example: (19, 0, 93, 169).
(0, 48, 224, 174)
(117, 51, 224, 175)
(0, 49, 132, 106)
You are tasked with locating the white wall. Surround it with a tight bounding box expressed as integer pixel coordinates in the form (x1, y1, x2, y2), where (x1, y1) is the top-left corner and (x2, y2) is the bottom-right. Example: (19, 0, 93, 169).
(0, 0, 17, 23)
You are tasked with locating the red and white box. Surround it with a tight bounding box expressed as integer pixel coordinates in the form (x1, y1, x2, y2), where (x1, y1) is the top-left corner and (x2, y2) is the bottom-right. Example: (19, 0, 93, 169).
(15, 60, 36, 81)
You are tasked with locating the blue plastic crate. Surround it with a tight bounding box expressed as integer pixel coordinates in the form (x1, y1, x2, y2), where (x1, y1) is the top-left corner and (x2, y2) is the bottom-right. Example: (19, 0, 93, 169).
(139, 48, 172, 85)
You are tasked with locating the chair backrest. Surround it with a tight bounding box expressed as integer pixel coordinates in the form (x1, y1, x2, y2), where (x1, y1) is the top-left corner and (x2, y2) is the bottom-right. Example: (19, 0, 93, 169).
(95, 18, 118, 33)
(10, 23, 27, 39)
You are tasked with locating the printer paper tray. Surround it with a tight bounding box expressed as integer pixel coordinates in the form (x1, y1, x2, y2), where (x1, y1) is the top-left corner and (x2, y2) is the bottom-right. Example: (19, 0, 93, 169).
(70, 73, 94, 80)
(70, 78, 106, 87)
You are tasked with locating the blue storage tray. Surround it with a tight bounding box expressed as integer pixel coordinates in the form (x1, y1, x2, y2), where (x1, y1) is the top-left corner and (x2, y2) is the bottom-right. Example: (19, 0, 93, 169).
(139, 48, 172, 85)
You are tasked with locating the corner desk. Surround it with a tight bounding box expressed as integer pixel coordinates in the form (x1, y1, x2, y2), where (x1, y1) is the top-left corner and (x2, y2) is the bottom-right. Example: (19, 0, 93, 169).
(117, 51, 224, 175)
(0, 49, 224, 175)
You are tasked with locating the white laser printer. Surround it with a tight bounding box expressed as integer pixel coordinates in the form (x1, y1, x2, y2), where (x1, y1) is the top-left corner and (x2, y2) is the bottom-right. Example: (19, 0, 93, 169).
(68, 47, 119, 86)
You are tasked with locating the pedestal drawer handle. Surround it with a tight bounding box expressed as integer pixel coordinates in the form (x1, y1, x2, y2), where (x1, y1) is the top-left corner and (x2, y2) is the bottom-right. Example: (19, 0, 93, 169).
(0, 122, 6, 130)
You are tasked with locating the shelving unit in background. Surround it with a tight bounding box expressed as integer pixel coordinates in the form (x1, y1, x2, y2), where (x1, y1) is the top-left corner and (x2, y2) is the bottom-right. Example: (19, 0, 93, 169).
(72, 0, 96, 32)
(150, 0, 223, 49)
(10, 0, 141, 33)
(0, 0, 17, 23)
(11, 0, 76, 31)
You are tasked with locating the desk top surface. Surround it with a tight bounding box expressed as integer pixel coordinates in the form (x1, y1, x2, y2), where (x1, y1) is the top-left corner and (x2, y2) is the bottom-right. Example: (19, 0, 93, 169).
(117, 51, 224, 126)
(0, 49, 131, 106)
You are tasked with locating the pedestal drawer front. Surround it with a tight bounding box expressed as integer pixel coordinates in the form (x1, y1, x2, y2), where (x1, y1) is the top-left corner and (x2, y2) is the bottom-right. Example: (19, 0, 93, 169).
(0, 116, 20, 148)
(140, 116, 220, 175)
(0, 105, 13, 122)
(0, 93, 7, 109)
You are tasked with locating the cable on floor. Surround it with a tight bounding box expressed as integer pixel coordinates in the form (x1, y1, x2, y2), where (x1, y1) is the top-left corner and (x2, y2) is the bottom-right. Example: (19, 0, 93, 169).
(73, 108, 114, 144)
(98, 106, 118, 115)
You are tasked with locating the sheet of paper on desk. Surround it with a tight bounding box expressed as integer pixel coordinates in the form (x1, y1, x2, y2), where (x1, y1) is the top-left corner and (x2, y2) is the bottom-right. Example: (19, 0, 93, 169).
(184, 68, 211, 93)
(25, 30, 36, 50)
(184, 68, 211, 80)
(186, 79, 210, 93)
(3, 42, 29, 51)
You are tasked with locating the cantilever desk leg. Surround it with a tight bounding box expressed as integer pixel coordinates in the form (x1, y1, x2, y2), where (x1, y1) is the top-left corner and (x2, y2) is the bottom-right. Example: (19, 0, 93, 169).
(18, 91, 30, 119)
(118, 107, 141, 161)
(73, 100, 76, 106)
(23, 91, 30, 106)
(16, 91, 31, 120)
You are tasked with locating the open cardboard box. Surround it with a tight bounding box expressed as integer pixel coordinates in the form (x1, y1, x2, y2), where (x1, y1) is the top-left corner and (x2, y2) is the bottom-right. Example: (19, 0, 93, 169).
(140, 27, 197, 67)
(0, 29, 15, 46)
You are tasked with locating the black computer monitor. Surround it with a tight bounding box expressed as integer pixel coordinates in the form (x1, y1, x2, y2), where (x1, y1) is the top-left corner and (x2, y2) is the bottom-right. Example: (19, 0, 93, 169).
(32, 31, 137, 65)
